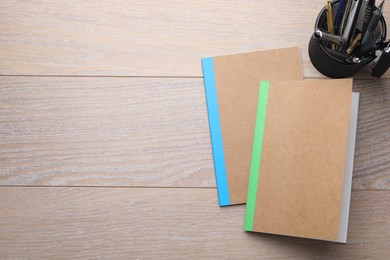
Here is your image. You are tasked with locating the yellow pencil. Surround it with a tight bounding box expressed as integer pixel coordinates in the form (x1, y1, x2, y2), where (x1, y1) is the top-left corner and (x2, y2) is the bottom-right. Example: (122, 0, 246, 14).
(326, 0, 335, 49)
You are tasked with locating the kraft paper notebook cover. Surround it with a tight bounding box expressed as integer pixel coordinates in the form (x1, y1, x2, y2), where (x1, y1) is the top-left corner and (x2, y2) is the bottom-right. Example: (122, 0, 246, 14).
(244, 79, 359, 243)
(201, 47, 302, 206)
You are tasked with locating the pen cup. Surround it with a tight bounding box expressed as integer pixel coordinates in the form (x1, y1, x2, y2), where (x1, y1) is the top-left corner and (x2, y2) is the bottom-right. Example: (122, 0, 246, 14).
(309, 0, 387, 78)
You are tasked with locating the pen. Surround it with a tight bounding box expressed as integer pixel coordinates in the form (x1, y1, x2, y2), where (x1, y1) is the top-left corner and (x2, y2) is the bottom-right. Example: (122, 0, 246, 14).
(334, 0, 346, 35)
(356, 1, 384, 56)
(361, 0, 385, 45)
(362, 0, 376, 36)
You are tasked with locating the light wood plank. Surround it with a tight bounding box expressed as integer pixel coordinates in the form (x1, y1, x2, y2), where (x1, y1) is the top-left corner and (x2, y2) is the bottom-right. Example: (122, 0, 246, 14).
(1, 0, 390, 78)
(1, 77, 390, 189)
(0, 77, 214, 186)
(353, 79, 390, 189)
(0, 187, 389, 259)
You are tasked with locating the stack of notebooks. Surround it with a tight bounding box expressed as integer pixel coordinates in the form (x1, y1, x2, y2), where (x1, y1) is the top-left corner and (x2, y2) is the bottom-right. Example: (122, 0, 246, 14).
(201, 47, 359, 243)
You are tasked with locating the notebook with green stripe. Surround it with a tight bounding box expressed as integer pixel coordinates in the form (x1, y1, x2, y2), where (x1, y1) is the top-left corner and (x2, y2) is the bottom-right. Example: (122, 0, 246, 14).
(244, 79, 358, 243)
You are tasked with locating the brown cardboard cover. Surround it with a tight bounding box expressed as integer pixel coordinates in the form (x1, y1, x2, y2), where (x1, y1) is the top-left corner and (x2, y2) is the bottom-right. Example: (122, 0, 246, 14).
(213, 47, 302, 204)
(252, 79, 352, 240)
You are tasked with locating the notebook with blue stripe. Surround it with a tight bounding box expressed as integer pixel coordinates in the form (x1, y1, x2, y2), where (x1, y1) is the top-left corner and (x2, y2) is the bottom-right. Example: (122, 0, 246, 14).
(201, 47, 302, 206)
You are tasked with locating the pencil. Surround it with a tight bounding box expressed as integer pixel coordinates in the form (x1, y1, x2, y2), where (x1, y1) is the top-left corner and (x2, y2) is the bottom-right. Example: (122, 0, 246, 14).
(326, 0, 335, 49)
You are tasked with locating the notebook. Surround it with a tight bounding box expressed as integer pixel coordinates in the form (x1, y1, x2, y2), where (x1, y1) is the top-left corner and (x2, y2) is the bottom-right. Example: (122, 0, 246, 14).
(201, 47, 303, 206)
(244, 79, 358, 243)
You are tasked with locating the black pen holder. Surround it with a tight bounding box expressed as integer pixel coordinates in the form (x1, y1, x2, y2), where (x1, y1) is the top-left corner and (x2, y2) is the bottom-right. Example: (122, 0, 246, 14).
(309, 0, 388, 78)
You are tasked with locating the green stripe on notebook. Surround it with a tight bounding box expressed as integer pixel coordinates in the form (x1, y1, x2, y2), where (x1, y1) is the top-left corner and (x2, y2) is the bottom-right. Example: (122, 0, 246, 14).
(244, 81, 269, 231)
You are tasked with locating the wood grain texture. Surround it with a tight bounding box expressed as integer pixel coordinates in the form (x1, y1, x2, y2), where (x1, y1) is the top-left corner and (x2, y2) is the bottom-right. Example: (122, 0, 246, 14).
(353, 80, 390, 190)
(0, 76, 214, 186)
(1, 0, 390, 78)
(1, 1, 390, 258)
(0, 188, 389, 259)
(1, 77, 390, 190)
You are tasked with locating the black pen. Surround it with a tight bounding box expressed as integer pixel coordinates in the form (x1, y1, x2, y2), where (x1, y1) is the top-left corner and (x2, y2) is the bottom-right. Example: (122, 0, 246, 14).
(356, 1, 385, 56)
(362, 0, 376, 36)
(361, 0, 385, 45)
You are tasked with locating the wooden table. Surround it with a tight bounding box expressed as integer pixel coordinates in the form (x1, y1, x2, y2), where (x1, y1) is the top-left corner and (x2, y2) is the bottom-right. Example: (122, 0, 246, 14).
(1, 1, 389, 258)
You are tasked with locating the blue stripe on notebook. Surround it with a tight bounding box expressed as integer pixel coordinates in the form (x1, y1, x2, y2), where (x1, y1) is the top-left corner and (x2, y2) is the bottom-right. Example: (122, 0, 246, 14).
(201, 57, 230, 206)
